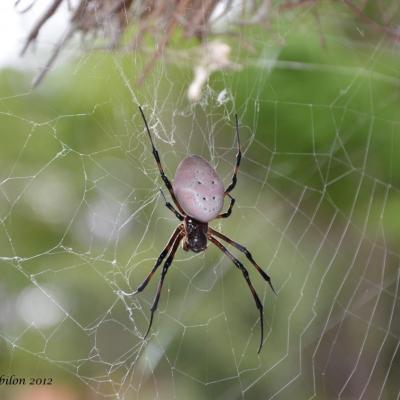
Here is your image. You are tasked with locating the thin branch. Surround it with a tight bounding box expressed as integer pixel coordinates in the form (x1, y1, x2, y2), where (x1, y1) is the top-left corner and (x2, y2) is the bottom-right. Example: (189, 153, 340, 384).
(20, 0, 63, 56)
(278, 0, 316, 12)
(136, 0, 191, 86)
(32, 27, 74, 88)
(343, 0, 400, 42)
(19, 0, 400, 89)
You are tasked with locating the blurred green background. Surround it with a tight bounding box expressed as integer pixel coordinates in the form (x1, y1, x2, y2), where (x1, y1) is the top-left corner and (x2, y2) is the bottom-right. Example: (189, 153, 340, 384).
(0, 3, 400, 400)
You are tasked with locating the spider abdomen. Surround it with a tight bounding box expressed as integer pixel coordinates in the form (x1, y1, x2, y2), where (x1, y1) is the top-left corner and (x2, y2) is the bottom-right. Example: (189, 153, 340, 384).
(172, 155, 224, 223)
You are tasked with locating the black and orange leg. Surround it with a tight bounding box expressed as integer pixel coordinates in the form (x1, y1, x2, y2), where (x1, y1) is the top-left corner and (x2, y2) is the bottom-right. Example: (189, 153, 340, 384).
(209, 228, 276, 294)
(143, 230, 184, 339)
(208, 235, 265, 354)
(135, 225, 183, 294)
(217, 194, 235, 219)
(159, 189, 184, 221)
(139, 106, 185, 215)
(225, 114, 241, 194)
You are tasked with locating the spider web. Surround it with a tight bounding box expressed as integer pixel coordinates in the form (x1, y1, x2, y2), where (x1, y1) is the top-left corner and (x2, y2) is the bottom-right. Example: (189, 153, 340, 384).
(1, 2, 400, 399)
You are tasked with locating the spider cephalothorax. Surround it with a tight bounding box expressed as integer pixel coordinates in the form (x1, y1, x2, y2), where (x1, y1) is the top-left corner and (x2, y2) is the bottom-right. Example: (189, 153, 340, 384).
(135, 106, 275, 353)
(182, 217, 208, 253)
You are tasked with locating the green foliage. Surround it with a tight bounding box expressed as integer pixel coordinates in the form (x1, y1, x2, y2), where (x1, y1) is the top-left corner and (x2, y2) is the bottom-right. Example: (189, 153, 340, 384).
(1, 9, 399, 399)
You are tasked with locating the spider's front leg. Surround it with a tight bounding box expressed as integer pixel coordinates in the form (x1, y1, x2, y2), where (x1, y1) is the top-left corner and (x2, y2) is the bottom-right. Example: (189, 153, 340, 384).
(209, 228, 276, 294)
(143, 230, 184, 339)
(135, 225, 183, 294)
(208, 234, 265, 354)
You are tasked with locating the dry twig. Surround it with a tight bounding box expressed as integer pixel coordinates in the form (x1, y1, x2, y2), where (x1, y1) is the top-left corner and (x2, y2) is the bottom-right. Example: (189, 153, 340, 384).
(19, 0, 400, 87)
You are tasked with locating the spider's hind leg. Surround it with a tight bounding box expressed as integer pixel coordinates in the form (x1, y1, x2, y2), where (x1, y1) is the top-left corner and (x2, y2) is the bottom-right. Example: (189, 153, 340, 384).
(217, 194, 235, 219)
(225, 114, 241, 194)
(159, 189, 184, 221)
(139, 106, 185, 215)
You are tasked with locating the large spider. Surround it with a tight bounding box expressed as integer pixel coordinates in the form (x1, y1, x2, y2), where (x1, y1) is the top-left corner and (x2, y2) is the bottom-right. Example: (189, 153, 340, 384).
(136, 106, 275, 353)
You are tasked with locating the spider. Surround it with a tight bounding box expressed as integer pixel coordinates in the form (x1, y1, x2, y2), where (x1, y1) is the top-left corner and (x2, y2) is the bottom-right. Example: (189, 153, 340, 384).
(136, 106, 275, 353)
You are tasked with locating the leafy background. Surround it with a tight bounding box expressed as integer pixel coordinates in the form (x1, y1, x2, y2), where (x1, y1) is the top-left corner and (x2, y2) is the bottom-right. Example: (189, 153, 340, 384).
(0, 2, 399, 399)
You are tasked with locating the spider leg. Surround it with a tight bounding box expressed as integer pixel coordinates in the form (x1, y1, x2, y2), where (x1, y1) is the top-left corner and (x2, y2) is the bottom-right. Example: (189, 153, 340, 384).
(208, 234, 265, 354)
(135, 225, 183, 294)
(143, 230, 184, 339)
(217, 194, 235, 219)
(225, 114, 241, 194)
(139, 106, 185, 214)
(209, 228, 276, 295)
(159, 189, 184, 221)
